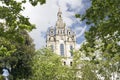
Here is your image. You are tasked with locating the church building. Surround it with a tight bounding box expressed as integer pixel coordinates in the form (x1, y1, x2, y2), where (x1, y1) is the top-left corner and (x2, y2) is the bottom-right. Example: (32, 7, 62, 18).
(46, 8, 76, 66)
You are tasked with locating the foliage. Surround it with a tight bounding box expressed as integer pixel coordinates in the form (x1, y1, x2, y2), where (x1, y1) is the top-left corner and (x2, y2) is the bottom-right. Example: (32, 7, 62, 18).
(0, 37, 16, 71)
(0, 30, 35, 80)
(80, 62, 98, 80)
(0, 0, 45, 79)
(30, 48, 74, 80)
(29, 0, 46, 6)
(0, 0, 46, 42)
(81, 0, 120, 41)
(70, 50, 99, 80)
(0, 75, 4, 80)
(70, 50, 81, 80)
(77, 0, 120, 79)
(10, 30, 35, 80)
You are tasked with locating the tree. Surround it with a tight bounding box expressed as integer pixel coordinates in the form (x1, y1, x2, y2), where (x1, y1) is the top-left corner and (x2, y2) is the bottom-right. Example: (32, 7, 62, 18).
(10, 30, 35, 80)
(0, 30, 35, 80)
(80, 63, 98, 80)
(30, 48, 74, 80)
(76, 0, 120, 79)
(70, 49, 99, 80)
(0, 0, 46, 42)
(0, 0, 46, 79)
(75, 0, 120, 41)
(70, 50, 81, 80)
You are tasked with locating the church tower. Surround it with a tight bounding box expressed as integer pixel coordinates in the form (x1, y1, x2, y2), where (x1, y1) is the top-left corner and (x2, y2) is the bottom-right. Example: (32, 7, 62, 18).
(46, 8, 76, 66)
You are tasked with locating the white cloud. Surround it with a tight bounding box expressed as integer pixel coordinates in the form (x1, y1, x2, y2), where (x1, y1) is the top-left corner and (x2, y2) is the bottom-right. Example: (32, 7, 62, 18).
(21, 0, 87, 49)
(76, 25, 87, 38)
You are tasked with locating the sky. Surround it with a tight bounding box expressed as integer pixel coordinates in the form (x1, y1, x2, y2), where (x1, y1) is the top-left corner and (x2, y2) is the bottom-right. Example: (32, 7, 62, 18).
(22, 0, 91, 49)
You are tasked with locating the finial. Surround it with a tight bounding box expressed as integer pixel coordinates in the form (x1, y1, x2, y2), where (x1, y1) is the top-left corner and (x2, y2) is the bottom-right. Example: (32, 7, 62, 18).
(58, 7, 61, 12)
(56, 7, 65, 28)
(57, 7, 62, 18)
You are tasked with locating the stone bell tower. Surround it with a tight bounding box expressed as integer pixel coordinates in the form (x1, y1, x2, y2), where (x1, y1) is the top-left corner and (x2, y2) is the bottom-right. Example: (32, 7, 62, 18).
(46, 8, 76, 66)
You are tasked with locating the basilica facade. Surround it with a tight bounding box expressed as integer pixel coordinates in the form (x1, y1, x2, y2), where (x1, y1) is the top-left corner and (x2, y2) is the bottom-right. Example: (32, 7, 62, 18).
(46, 8, 76, 66)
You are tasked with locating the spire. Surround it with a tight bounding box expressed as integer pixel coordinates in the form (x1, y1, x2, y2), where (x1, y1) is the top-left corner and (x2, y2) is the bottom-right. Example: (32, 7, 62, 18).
(57, 7, 62, 20)
(56, 8, 65, 28)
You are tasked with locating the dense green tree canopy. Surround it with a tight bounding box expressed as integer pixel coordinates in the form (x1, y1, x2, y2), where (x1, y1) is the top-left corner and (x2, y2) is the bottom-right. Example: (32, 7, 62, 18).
(0, 0, 45, 79)
(10, 30, 35, 80)
(30, 48, 74, 80)
(0, 0, 45, 42)
(77, 0, 120, 79)
(81, 0, 120, 41)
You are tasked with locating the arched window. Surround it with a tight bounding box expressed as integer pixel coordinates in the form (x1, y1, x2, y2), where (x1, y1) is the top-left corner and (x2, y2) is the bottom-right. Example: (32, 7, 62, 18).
(51, 31, 53, 34)
(70, 45, 73, 56)
(60, 44, 64, 56)
(70, 62, 72, 66)
(64, 62, 66, 65)
(69, 32, 70, 35)
(61, 30, 62, 34)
